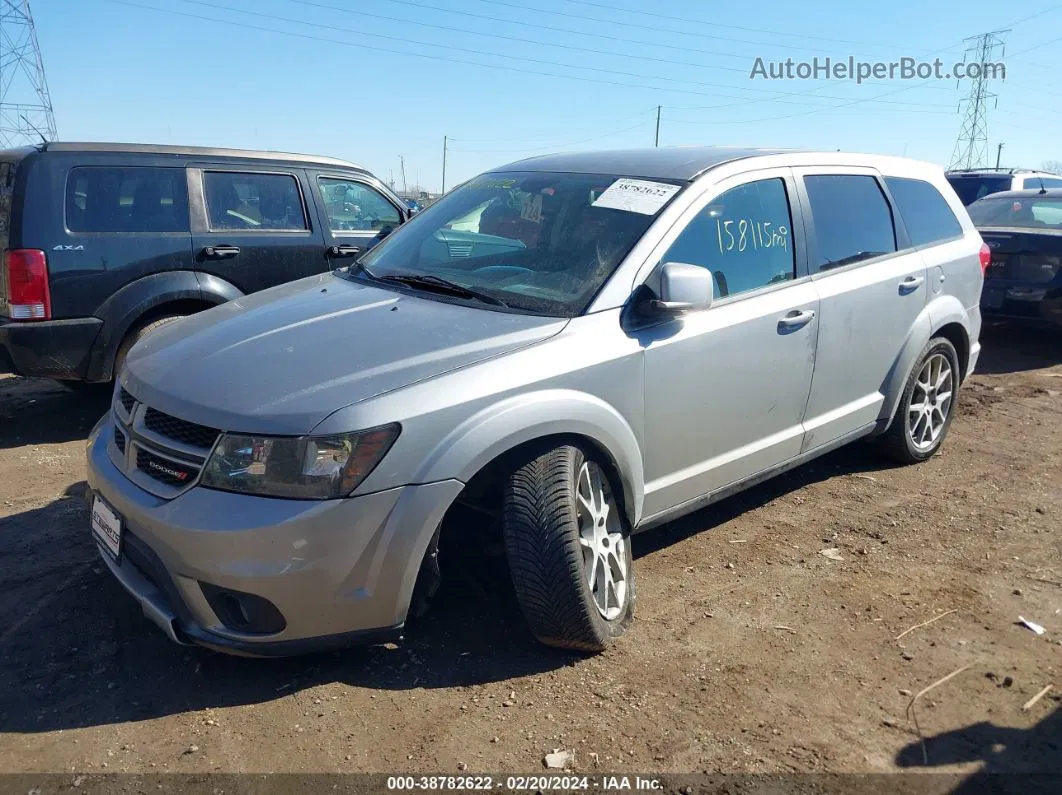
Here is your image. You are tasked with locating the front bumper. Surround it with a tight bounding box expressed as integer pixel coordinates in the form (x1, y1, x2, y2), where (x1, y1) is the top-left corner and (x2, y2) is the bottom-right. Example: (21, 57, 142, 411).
(0, 317, 103, 379)
(85, 414, 463, 656)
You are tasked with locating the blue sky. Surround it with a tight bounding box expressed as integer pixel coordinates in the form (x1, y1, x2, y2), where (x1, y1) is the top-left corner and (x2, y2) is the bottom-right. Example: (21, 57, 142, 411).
(32, 0, 1062, 191)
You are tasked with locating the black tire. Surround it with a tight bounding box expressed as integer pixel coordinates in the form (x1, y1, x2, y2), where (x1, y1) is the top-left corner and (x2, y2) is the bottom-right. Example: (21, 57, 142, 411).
(113, 315, 185, 381)
(502, 445, 634, 652)
(879, 336, 961, 464)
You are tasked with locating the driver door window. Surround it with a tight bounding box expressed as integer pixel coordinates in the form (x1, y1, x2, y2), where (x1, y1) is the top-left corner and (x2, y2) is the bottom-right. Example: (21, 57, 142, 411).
(317, 178, 400, 234)
(660, 178, 795, 299)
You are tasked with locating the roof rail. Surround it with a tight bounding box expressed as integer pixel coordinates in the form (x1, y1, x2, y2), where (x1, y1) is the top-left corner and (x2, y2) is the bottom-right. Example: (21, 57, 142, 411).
(38, 141, 366, 170)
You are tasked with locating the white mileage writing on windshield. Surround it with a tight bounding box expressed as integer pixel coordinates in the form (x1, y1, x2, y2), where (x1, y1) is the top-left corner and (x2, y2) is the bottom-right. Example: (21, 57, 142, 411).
(716, 218, 788, 253)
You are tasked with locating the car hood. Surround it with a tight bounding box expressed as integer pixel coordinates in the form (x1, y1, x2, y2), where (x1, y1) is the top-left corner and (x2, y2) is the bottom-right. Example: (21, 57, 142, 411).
(123, 273, 567, 435)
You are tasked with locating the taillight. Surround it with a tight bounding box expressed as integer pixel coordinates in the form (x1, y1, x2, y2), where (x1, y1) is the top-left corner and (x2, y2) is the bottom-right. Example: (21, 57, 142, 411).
(4, 249, 51, 320)
(978, 242, 991, 275)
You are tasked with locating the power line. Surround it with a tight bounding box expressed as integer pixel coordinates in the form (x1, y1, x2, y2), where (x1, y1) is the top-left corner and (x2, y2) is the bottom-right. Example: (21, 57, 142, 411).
(379, 0, 959, 65)
(108, 0, 1017, 147)
(174, 1, 787, 96)
(171, 1, 956, 108)
(301, 0, 965, 97)
(117, 0, 750, 99)
(465, 0, 946, 58)
(286, 0, 753, 73)
(549, 0, 888, 47)
(289, 0, 954, 108)
(284, 1, 956, 104)
(1007, 32, 1062, 58)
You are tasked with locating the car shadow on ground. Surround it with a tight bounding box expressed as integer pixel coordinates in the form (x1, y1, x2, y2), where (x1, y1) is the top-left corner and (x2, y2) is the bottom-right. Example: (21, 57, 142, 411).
(0, 440, 900, 735)
(0, 376, 110, 449)
(894, 707, 1062, 793)
(975, 323, 1062, 376)
(633, 442, 894, 559)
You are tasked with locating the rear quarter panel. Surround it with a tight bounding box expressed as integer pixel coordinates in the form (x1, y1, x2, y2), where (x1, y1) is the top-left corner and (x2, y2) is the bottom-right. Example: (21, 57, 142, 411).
(14, 151, 195, 320)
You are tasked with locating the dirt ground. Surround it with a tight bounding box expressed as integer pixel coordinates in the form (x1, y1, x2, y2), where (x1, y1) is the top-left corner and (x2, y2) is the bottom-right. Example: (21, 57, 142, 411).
(0, 323, 1059, 782)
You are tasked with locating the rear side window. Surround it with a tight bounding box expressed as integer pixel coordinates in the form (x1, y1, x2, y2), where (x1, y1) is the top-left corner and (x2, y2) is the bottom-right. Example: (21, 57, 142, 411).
(66, 167, 189, 233)
(884, 177, 963, 247)
(968, 196, 1062, 229)
(804, 175, 896, 270)
(204, 172, 308, 231)
(661, 178, 795, 298)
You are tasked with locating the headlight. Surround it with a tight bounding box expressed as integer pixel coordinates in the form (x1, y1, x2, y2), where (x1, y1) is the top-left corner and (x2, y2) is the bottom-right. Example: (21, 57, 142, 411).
(201, 424, 400, 499)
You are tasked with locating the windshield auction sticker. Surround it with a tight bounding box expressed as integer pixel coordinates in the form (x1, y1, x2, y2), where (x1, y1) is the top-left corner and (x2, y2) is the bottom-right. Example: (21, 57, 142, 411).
(591, 178, 681, 215)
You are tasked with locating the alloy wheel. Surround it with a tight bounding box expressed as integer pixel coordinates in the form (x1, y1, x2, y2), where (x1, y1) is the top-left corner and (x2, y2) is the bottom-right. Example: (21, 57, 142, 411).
(907, 352, 954, 451)
(575, 461, 628, 620)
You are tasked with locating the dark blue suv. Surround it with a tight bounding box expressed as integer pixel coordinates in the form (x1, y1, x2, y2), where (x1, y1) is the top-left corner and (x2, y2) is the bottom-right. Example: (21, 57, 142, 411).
(0, 142, 408, 385)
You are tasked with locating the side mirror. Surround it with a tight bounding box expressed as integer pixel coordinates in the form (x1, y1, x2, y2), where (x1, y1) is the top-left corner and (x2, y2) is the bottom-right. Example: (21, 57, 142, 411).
(650, 262, 714, 316)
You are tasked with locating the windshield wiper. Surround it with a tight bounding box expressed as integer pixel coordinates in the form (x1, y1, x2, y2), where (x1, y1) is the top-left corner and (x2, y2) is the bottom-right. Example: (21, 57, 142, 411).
(376, 273, 508, 307)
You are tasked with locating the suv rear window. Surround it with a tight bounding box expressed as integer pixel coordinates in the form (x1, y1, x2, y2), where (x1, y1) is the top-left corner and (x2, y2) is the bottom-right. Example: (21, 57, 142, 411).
(967, 196, 1062, 229)
(884, 177, 963, 246)
(946, 175, 1011, 205)
(804, 174, 897, 270)
(66, 167, 189, 233)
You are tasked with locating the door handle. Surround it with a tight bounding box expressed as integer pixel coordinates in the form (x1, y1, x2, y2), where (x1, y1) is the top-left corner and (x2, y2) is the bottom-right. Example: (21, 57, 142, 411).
(327, 245, 362, 258)
(200, 245, 240, 260)
(777, 309, 816, 332)
(899, 275, 925, 294)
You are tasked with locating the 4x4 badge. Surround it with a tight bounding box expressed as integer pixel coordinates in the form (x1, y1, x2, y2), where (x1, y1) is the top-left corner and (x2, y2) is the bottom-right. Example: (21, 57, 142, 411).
(52, 244, 84, 251)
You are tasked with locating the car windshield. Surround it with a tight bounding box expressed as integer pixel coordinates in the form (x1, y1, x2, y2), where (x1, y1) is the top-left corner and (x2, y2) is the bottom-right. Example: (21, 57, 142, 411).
(352, 170, 684, 316)
(946, 175, 1011, 205)
(967, 196, 1062, 229)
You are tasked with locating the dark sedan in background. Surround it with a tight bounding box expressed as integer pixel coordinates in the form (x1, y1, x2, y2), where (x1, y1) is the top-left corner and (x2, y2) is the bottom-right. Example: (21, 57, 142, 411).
(968, 189, 1062, 329)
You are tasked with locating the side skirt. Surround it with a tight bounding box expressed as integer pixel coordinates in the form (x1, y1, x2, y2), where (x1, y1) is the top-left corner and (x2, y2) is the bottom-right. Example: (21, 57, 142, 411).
(635, 421, 881, 533)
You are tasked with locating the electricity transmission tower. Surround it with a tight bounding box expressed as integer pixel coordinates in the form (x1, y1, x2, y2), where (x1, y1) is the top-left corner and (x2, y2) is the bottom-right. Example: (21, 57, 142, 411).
(948, 30, 1008, 170)
(0, 0, 56, 148)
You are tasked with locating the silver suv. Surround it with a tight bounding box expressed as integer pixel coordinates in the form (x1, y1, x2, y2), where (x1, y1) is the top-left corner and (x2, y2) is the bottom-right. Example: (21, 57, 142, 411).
(87, 147, 985, 655)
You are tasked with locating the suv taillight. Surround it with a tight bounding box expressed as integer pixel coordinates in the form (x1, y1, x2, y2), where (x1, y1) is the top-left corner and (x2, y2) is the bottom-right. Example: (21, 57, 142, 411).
(978, 242, 991, 275)
(4, 249, 51, 320)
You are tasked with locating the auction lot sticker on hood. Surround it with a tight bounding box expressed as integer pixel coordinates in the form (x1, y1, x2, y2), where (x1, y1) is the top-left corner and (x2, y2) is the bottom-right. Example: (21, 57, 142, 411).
(592, 178, 681, 215)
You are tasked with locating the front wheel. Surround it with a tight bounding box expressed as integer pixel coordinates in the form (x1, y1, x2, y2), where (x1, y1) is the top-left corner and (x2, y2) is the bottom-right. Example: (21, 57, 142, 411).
(113, 315, 186, 381)
(879, 337, 961, 464)
(502, 445, 634, 652)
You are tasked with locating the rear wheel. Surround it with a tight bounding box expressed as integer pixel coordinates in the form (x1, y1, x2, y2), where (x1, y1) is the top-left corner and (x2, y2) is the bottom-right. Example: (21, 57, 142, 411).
(502, 445, 634, 652)
(879, 337, 960, 464)
(112, 315, 185, 381)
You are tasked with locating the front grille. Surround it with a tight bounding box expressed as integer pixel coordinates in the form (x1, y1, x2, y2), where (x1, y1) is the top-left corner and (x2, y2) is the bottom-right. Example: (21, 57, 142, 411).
(136, 447, 199, 488)
(111, 387, 214, 496)
(118, 387, 136, 414)
(144, 408, 219, 450)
